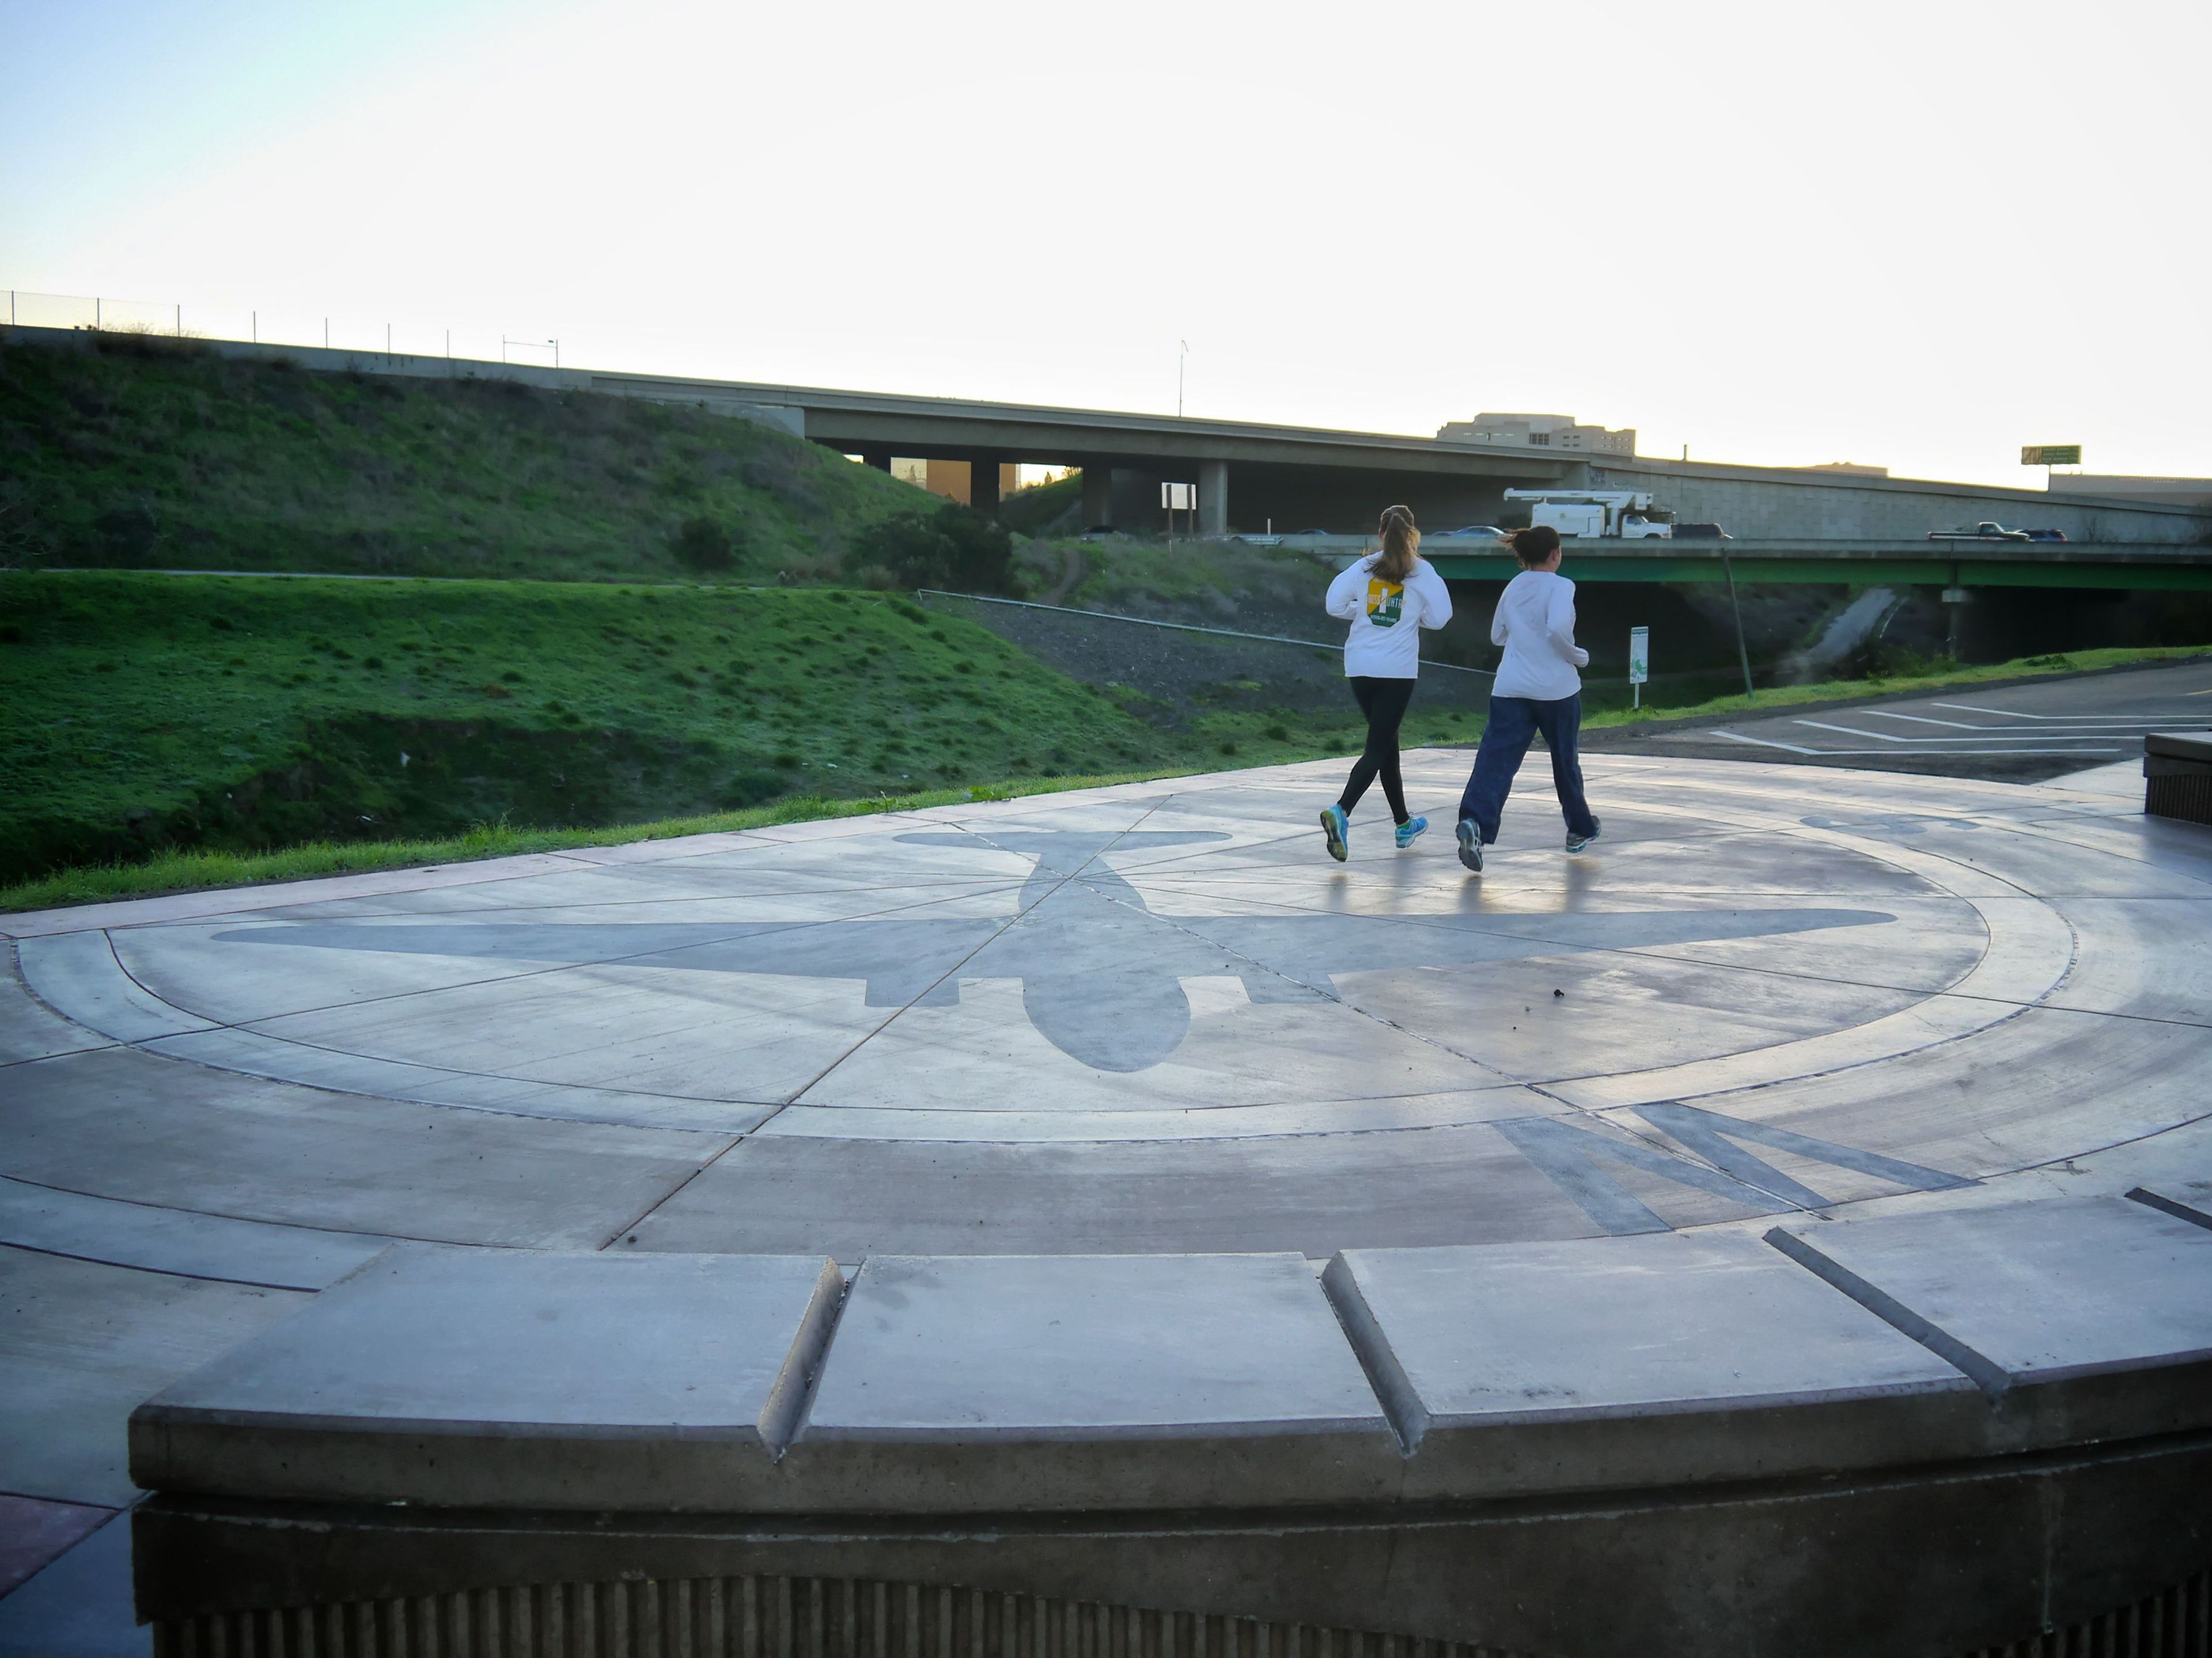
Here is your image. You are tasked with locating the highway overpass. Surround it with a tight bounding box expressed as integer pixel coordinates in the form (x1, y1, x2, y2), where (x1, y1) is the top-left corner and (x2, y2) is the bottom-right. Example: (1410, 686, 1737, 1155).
(1403, 538, 2212, 593)
(588, 369, 1588, 531)
(12, 325, 2207, 549)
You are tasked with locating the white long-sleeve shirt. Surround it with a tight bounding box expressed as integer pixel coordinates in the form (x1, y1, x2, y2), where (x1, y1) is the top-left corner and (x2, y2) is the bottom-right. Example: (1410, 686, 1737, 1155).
(1324, 553, 1453, 679)
(1489, 568, 1589, 700)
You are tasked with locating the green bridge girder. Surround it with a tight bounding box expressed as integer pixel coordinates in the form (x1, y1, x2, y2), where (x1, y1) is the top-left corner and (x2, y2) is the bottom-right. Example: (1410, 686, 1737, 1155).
(1421, 544, 2212, 591)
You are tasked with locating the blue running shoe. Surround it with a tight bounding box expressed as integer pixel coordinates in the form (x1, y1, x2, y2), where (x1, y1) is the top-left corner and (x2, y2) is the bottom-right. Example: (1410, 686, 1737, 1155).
(1319, 804, 1349, 863)
(1455, 818, 1484, 872)
(1565, 817, 1603, 855)
(1395, 814, 1428, 850)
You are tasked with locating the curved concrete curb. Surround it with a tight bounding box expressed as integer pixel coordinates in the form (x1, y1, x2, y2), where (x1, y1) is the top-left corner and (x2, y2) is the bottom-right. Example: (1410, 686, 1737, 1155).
(127, 1190, 2212, 1655)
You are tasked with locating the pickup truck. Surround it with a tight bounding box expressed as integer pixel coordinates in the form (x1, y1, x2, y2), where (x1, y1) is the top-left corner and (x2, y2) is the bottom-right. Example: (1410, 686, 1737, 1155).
(1928, 522, 2032, 541)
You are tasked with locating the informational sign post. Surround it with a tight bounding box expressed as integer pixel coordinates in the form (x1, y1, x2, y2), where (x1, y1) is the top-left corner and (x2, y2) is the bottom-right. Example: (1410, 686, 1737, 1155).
(1161, 481, 1196, 549)
(1628, 625, 1650, 710)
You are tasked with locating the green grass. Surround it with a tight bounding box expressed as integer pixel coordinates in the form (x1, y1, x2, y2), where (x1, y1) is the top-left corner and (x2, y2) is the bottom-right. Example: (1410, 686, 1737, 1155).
(0, 570, 1173, 884)
(4, 567, 2200, 914)
(0, 769, 1191, 914)
(0, 331, 932, 581)
(997, 472, 1082, 536)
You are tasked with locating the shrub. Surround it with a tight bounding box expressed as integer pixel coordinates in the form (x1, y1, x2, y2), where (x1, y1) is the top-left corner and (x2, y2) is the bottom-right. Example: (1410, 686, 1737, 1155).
(850, 503, 1014, 594)
(672, 516, 741, 572)
(721, 769, 787, 809)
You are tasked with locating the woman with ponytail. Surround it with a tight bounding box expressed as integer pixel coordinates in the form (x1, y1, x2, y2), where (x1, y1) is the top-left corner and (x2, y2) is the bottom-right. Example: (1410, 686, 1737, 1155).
(1317, 504, 1454, 861)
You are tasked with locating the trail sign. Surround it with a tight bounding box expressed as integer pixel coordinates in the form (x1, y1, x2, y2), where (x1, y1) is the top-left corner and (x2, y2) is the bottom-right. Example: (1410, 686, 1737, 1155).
(1629, 625, 1649, 708)
(2022, 445, 2081, 466)
(1161, 481, 1196, 550)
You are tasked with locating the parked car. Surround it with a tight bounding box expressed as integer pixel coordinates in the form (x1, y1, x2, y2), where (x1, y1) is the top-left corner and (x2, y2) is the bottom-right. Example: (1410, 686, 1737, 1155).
(2022, 528, 2070, 542)
(1435, 524, 1509, 540)
(1929, 522, 2032, 541)
(1672, 523, 1733, 541)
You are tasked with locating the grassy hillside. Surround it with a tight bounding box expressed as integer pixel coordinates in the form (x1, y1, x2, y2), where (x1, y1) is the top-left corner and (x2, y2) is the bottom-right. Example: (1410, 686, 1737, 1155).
(998, 472, 1083, 535)
(0, 331, 935, 582)
(5, 568, 2198, 910)
(0, 570, 1194, 883)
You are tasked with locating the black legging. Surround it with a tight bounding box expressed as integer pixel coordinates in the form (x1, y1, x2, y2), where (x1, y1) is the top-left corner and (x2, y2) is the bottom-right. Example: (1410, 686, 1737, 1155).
(1338, 676, 1414, 822)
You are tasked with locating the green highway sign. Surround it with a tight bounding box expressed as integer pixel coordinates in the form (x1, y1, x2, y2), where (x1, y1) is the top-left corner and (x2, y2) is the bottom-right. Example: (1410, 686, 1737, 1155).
(2022, 445, 2082, 466)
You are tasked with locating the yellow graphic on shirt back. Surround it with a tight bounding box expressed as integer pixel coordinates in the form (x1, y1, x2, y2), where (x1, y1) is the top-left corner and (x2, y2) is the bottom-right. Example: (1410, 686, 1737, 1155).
(1366, 578, 1404, 628)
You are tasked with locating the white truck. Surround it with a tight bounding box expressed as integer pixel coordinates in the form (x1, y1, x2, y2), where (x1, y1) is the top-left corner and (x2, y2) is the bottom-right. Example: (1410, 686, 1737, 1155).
(1501, 489, 1673, 539)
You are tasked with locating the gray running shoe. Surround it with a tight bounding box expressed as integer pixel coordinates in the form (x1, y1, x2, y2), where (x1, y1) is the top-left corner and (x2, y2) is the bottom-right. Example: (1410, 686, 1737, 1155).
(1456, 818, 1484, 872)
(1565, 818, 1603, 854)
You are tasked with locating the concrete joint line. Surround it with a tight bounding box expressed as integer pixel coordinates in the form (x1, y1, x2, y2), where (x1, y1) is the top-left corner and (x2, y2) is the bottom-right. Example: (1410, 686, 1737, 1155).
(1762, 1226, 2012, 1402)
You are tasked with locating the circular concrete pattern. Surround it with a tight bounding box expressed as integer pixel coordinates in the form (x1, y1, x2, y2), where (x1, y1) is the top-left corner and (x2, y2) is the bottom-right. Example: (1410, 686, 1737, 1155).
(9, 748, 2212, 1658)
(6, 750, 2208, 1264)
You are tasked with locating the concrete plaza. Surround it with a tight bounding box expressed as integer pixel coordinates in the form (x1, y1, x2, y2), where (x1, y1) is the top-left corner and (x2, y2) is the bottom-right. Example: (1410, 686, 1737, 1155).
(3, 746, 2210, 1653)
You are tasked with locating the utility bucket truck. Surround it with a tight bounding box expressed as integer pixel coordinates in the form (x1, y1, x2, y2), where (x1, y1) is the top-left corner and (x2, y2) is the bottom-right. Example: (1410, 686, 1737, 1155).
(1502, 489, 1672, 538)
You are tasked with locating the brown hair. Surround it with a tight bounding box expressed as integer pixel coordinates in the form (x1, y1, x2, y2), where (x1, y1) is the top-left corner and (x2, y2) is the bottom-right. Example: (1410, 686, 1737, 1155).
(1374, 505, 1419, 582)
(1510, 525, 1562, 566)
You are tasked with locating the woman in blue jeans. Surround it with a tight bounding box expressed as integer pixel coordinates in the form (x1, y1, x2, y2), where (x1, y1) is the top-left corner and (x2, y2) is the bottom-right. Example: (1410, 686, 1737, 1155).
(1455, 525, 1601, 873)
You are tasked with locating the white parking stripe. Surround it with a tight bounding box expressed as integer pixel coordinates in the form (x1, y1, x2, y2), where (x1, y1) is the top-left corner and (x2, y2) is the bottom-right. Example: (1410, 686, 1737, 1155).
(1859, 711, 1988, 728)
(1789, 719, 2131, 745)
(1861, 707, 2193, 731)
(1929, 701, 2206, 722)
(1702, 730, 2118, 757)
(1793, 719, 1912, 741)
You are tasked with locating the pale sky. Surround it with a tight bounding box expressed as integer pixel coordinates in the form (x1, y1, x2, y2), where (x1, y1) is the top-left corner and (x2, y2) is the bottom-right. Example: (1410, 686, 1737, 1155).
(5, 0, 2208, 488)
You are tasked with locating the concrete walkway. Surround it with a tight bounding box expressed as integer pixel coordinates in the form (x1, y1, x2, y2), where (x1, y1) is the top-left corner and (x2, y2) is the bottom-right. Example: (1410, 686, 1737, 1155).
(3, 748, 2208, 1651)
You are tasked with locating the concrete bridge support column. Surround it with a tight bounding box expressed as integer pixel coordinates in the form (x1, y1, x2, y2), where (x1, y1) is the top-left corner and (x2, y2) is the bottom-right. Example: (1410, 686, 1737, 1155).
(861, 450, 891, 472)
(1081, 464, 1113, 530)
(969, 457, 1002, 513)
(1199, 460, 1229, 537)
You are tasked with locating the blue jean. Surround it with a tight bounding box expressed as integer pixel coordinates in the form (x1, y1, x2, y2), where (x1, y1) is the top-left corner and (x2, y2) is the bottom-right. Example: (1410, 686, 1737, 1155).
(1458, 693, 1599, 844)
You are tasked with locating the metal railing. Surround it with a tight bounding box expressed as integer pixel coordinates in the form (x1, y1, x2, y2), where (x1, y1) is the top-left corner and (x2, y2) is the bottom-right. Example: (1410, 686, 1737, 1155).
(914, 589, 1494, 677)
(2, 288, 551, 365)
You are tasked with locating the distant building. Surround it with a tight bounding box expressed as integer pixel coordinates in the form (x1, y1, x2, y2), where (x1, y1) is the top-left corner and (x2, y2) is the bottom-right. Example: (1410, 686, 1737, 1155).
(1437, 412, 1636, 456)
(2048, 474, 2212, 509)
(1806, 462, 1889, 477)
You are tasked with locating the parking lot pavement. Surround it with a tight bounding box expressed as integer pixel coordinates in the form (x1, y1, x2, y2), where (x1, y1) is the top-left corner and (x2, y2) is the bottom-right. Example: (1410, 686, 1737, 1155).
(1583, 657, 2212, 783)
